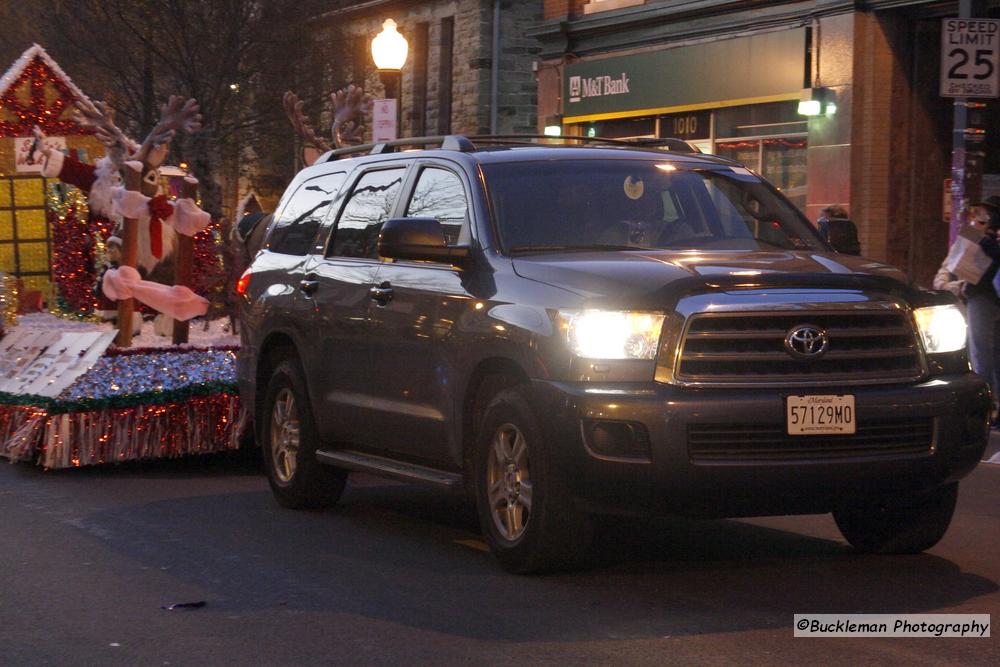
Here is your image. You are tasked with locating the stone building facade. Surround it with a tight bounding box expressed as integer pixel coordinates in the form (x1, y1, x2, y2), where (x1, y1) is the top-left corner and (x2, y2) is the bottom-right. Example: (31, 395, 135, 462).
(308, 0, 543, 138)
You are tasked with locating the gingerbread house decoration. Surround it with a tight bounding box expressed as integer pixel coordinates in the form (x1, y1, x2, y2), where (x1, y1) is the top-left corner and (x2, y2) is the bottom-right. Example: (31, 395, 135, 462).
(0, 44, 104, 298)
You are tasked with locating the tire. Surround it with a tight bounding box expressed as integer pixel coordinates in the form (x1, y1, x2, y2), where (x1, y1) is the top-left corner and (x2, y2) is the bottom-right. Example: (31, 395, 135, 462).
(833, 483, 959, 554)
(473, 386, 592, 573)
(261, 358, 347, 509)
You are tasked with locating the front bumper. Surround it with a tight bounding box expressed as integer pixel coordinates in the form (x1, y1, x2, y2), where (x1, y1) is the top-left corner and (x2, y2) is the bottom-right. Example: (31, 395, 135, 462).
(532, 373, 990, 518)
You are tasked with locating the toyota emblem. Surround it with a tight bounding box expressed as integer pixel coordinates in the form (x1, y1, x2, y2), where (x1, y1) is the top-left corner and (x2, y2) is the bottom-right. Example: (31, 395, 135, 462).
(784, 324, 829, 359)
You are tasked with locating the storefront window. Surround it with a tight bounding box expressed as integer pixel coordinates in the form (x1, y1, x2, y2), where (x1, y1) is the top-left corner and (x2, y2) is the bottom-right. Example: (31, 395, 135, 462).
(714, 101, 807, 210)
(715, 138, 808, 210)
(715, 141, 760, 170)
(714, 101, 805, 138)
(584, 116, 655, 139)
(762, 137, 808, 210)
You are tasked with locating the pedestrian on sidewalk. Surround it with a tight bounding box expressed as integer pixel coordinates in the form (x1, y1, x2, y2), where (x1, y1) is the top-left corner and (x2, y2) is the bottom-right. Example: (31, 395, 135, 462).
(957, 196, 1000, 424)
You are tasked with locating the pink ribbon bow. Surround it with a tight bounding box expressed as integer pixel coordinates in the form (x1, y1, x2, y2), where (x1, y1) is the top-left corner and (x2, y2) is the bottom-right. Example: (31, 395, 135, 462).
(102, 266, 209, 321)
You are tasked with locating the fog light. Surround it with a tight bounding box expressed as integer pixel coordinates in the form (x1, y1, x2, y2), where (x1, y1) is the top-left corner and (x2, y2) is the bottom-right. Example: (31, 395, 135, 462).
(962, 409, 990, 451)
(582, 419, 651, 461)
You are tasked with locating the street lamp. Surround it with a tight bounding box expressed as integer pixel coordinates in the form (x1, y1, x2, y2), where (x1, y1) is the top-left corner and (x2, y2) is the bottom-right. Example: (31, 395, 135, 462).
(371, 18, 409, 141)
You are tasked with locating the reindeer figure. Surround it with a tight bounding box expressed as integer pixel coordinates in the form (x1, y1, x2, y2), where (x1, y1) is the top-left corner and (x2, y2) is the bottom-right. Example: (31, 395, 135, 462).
(283, 85, 372, 166)
(71, 96, 204, 346)
(116, 96, 203, 346)
(71, 99, 137, 168)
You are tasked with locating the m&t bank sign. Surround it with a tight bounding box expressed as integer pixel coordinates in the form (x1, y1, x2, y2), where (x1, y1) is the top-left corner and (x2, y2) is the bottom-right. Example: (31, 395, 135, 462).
(562, 29, 808, 119)
(568, 73, 631, 103)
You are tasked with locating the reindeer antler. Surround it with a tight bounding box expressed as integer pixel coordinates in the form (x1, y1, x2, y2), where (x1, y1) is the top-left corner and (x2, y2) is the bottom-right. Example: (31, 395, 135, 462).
(72, 99, 137, 166)
(331, 85, 372, 148)
(136, 96, 202, 165)
(283, 91, 333, 155)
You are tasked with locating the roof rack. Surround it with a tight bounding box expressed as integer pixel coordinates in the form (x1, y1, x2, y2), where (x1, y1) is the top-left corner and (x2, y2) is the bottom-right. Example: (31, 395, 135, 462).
(466, 134, 697, 153)
(323, 133, 697, 161)
(325, 135, 475, 161)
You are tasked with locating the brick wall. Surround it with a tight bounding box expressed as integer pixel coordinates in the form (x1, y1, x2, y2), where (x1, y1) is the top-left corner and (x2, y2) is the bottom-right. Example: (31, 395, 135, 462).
(907, 19, 954, 287)
(544, 0, 588, 19)
(850, 10, 899, 265)
(849, 8, 947, 285)
(544, 0, 570, 19)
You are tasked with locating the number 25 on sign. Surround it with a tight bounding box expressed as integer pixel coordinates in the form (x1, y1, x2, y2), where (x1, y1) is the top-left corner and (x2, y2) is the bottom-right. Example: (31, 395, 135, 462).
(941, 19, 1000, 98)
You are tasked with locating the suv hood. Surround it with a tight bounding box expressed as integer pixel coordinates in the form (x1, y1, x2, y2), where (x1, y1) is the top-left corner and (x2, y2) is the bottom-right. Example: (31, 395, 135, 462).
(511, 249, 914, 305)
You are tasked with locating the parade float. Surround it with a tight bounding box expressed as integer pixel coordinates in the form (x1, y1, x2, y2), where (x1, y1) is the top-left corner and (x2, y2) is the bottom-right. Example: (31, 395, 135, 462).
(0, 45, 243, 468)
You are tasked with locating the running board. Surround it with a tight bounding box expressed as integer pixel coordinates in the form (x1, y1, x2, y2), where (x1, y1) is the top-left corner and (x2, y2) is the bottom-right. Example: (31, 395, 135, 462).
(316, 449, 464, 489)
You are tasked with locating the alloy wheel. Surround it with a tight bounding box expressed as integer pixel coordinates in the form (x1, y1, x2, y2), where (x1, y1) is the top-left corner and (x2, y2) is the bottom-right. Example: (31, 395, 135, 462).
(486, 422, 533, 541)
(270, 387, 300, 484)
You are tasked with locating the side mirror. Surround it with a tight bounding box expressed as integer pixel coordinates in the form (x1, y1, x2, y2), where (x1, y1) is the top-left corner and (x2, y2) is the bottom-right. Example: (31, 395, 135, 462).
(378, 217, 470, 264)
(827, 218, 861, 255)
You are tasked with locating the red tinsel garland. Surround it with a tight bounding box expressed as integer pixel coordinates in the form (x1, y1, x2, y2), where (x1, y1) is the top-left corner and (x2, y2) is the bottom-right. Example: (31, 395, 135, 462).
(1, 393, 245, 468)
(48, 196, 115, 316)
(0, 403, 44, 450)
(716, 138, 808, 151)
(191, 219, 226, 304)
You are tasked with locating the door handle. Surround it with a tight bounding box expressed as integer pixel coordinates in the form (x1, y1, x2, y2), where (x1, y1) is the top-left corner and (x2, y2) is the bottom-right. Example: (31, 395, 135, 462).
(369, 281, 393, 304)
(299, 278, 319, 295)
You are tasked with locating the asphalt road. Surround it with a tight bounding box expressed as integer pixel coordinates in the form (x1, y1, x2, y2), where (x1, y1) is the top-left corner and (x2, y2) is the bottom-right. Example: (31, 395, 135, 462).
(1, 443, 998, 666)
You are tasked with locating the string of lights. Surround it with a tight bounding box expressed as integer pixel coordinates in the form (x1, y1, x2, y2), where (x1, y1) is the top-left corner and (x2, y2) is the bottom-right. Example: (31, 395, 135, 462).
(0, 58, 91, 138)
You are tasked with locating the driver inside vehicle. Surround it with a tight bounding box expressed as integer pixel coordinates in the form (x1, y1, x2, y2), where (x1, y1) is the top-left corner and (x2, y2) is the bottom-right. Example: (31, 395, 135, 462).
(587, 175, 667, 246)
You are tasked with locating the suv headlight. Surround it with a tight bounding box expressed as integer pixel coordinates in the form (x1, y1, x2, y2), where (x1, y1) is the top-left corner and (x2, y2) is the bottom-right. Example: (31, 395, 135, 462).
(560, 310, 666, 360)
(913, 305, 966, 354)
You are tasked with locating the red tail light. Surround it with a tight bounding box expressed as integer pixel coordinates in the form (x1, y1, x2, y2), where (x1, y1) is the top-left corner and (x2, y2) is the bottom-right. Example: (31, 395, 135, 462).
(235, 268, 252, 296)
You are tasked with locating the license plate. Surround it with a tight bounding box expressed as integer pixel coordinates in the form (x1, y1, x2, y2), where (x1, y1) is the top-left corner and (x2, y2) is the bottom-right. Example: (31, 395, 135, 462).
(786, 395, 856, 435)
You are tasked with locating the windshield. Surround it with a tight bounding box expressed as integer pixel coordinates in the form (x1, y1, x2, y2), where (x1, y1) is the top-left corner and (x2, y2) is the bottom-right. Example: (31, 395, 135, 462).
(482, 159, 824, 253)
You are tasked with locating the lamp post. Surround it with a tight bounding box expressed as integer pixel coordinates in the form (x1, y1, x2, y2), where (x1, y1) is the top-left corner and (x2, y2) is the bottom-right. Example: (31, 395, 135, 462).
(371, 18, 408, 141)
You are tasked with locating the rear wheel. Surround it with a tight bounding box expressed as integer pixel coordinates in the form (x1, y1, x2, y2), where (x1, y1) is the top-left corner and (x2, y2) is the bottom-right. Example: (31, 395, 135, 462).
(474, 386, 592, 573)
(833, 483, 958, 554)
(261, 359, 346, 509)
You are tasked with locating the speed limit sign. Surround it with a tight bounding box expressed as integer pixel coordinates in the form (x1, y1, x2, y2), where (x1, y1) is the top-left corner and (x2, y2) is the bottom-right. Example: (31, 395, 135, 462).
(941, 19, 1000, 97)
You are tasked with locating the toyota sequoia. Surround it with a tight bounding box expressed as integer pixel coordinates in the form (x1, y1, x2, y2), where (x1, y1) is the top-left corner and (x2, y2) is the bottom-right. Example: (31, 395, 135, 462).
(236, 135, 989, 573)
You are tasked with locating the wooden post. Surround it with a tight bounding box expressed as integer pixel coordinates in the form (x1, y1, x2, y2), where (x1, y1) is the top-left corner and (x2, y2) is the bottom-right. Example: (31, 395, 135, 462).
(171, 177, 199, 345)
(115, 161, 159, 347)
(114, 162, 143, 347)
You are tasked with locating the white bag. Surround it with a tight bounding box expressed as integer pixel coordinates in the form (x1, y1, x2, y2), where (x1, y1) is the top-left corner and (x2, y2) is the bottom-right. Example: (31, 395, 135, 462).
(943, 232, 993, 284)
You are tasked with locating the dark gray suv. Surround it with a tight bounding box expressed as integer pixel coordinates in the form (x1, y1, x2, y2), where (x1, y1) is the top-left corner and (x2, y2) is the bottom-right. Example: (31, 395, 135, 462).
(237, 135, 989, 573)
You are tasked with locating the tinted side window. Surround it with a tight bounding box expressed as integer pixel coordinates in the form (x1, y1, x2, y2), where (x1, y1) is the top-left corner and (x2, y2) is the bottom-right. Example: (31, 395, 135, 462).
(330, 168, 406, 258)
(404, 167, 468, 245)
(268, 172, 346, 255)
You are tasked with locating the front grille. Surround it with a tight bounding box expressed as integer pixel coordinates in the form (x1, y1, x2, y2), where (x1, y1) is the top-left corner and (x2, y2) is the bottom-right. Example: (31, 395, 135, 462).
(688, 418, 934, 464)
(673, 309, 924, 386)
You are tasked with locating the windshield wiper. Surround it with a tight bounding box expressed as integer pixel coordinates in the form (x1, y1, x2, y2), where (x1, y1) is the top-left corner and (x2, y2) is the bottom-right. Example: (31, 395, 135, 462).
(509, 244, 639, 255)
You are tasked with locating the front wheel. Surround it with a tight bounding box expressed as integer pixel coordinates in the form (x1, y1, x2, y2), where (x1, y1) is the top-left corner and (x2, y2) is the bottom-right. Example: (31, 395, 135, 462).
(261, 359, 346, 509)
(833, 483, 958, 554)
(474, 386, 592, 573)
